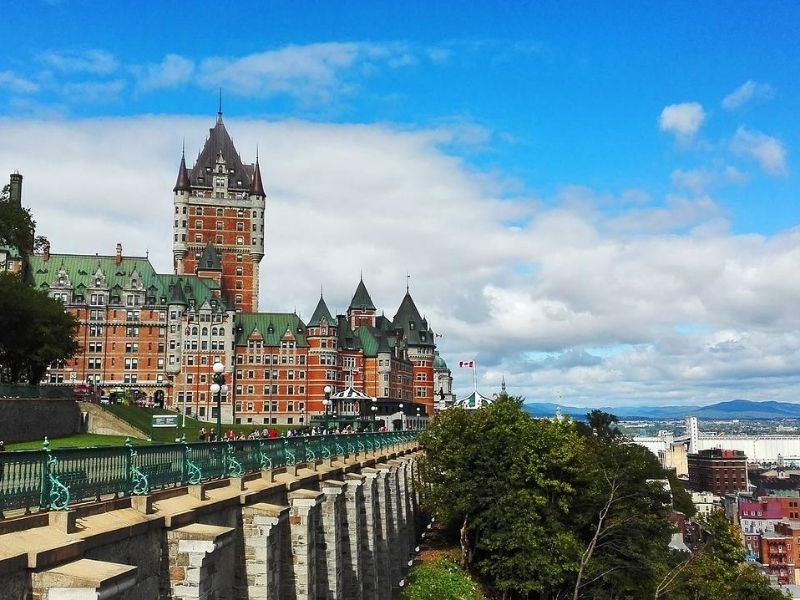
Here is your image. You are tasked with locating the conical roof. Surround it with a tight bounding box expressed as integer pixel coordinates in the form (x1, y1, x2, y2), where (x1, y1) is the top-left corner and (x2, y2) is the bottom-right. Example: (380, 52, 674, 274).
(169, 278, 188, 306)
(197, 242, 222, 272)
(190, 115, 253, 190)
(349, 278, 376, 311)
(249, 157, 265, 197)
(173, 153, 190, 192)
(308, 295, 334, 326)
(393, 292, 434, 346)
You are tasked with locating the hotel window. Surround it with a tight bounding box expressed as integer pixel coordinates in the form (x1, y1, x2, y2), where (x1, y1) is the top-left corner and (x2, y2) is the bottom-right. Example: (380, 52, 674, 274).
(235, 295, 242, 304)
(216, 235, 223, 244)
(236, 254, 243, 262)
(236, 267, 243, 276)
(237, 222, 244, 231)
(195, 220, 202, 228)
(196, 207, 203, 215)
(216, 221, 223, 230)
(195, 235, 202, 243)
(236, 237, 244, 245)
(216, 208, 223, 216)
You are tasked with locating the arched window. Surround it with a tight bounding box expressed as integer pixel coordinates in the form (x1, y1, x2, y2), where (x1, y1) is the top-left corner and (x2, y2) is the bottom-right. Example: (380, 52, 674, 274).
(201, 327, 208, 336)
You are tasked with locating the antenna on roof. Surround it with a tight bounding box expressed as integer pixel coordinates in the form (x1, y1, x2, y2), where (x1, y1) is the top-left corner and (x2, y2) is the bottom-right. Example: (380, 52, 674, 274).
(217, 89, 223, 123)
(256, 144, 259, 163)
(320, 283, 323, 298)
(406, 272, 411, 293)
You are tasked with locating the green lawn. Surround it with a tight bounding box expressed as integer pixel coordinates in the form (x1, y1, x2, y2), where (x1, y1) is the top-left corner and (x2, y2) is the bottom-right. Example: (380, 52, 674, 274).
(7, 433, 151, 451)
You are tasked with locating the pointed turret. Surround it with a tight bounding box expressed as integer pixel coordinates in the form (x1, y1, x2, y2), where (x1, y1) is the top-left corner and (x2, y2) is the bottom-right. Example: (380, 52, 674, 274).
(173, 152, 190, 192)
(169, 278, 188, 306)
(349, 278, 376, 311)
(249, 156, 265, 197)
(308, 294, 334, 327)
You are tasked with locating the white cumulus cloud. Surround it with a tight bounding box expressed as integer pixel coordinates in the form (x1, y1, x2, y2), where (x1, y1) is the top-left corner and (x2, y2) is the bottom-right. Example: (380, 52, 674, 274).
(659, 102, 706, 140)
(731, 126, 788, 176)
(722, 80, 775, 110)
(38, 49, 119, 75)
(0, 70, 39, 94)
(2, 116, 800, 407)
(198, 42, 414, 102)
(134, 54, 195, 92)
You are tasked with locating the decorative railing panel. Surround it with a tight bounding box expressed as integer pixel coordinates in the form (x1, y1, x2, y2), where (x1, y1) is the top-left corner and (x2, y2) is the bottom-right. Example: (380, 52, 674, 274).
(0, 431, 416, 517)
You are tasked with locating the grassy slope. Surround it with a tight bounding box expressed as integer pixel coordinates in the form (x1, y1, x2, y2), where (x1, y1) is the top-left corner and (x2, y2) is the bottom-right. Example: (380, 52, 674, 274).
(102, 404, 294, 443)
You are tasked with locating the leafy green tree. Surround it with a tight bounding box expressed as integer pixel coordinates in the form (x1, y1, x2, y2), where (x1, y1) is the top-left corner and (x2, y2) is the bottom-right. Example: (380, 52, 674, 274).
(586, 409, 622, 439)
(0, 183, 34, 255)
(0, 272, 79, 384)
(419, 394, 586, 598)
(666, 469, 696, 518)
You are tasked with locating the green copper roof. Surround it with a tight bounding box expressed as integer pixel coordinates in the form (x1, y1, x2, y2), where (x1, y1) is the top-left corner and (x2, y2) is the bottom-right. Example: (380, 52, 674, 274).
(308, 295, 334, 326)
(434, 351, 448, 370)
(349, 278, 376, 311)
(28, 253, 228, 311)
(236, 313, 309, 347)
(392, 292, 435, 347)
(197, 242, 222, 271)
(29, 254, 160, 293)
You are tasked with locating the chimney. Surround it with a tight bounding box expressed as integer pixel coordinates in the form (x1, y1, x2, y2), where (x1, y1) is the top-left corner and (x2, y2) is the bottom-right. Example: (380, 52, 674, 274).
(9, 172, 22, 207)
(115, 243, 123, 265)
(43, 240, 51, 262)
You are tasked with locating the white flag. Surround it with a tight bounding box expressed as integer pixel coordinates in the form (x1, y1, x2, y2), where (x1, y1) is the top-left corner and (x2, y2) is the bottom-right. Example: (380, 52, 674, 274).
(458, 360, 475, 368)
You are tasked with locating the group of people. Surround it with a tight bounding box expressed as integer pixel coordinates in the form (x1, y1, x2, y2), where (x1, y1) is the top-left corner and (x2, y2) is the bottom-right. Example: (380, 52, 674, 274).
(196, 423, 390, 442)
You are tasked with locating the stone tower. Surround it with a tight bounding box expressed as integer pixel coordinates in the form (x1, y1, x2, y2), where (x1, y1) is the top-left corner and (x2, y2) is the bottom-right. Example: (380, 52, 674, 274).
(172, 108, 266, 312)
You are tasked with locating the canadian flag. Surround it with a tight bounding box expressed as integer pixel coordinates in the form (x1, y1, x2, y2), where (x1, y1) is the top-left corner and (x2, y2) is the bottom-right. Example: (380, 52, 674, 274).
(458, 360, 475, 368)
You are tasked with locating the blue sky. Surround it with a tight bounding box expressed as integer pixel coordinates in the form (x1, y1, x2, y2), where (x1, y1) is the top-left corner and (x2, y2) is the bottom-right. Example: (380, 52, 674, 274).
(1, 1, 799, 406)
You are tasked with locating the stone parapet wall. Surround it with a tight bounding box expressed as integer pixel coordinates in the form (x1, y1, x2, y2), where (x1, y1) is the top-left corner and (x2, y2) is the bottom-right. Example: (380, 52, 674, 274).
(0, 443, 421, 600)
(0, 398, 81, 443)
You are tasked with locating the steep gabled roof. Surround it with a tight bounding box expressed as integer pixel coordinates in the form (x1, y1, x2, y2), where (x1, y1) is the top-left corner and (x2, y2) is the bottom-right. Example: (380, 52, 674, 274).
(308, 295, 334, 327)
(392, 292, 435, 347)
(197, 242, 222, 272)
(189, 115, 253, 191)
(349, 278, 376, 311)
(168, 278, 188, 306)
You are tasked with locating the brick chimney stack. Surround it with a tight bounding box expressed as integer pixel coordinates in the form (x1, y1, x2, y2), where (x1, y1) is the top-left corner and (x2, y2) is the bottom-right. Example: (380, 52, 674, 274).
(115, 243, 123, 265)
(42, 240, 51, 262)
(9, 172, 22, 207)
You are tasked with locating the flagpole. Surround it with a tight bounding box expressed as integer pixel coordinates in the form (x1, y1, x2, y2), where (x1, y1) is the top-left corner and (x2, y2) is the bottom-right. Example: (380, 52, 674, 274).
(473, 361, 478, 394)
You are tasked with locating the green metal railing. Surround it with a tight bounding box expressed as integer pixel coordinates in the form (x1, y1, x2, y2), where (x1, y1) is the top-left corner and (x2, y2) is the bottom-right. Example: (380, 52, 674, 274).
(0, 431, 416, 517)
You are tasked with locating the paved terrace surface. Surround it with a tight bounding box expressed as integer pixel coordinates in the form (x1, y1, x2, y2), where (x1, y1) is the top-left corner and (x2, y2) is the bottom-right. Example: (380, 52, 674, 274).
(0, 444, 419, 577)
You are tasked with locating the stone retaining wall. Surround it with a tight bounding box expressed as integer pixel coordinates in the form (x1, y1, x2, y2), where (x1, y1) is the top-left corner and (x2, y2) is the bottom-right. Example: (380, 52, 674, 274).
(0, 398, 81, 443)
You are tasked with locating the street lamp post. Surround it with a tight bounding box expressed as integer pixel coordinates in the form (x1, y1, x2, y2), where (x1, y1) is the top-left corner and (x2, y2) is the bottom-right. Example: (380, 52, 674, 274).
(399, 402, 404, 431)
(370, 398, 378, 432)
(416, 406, 421, 430)
(210, 361, 227, 441)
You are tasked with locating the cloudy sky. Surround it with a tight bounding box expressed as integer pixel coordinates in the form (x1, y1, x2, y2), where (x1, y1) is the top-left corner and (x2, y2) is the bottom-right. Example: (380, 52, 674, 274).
(1, 1, 799, 408)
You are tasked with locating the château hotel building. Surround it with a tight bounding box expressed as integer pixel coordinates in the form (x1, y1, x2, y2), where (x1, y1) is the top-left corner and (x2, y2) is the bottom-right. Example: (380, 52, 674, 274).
(20, 110, 454, 425)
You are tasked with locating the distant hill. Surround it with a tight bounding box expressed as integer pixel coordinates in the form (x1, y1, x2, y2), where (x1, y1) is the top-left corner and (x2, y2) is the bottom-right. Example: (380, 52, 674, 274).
(522, 399, 800, 420)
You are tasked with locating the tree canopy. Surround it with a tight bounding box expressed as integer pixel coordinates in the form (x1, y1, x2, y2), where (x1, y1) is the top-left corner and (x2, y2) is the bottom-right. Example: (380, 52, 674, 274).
(418, 395, 785, 599)
(0, 272, 80, 384)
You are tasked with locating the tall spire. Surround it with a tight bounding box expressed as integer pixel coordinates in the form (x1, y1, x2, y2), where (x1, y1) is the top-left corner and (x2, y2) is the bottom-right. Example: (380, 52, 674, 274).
(173, 147, 190, 192)
(249, 151, 265, 197)
(501, 375, 507, 394)
(217, 89, 223, 123)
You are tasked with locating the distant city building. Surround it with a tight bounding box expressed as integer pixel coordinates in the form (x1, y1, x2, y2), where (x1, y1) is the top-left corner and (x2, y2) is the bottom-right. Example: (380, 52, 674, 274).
(691, 491, 722, 517)
(15, 110, 441, 425)
(760, 521, 800, 585)
(687, 448, 749, 496)
(433, 351, 454, 412)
